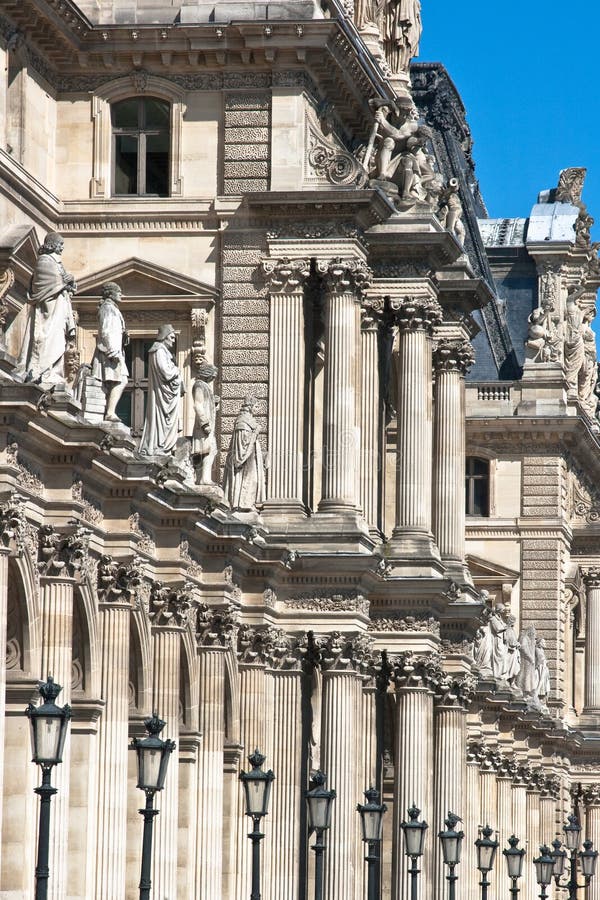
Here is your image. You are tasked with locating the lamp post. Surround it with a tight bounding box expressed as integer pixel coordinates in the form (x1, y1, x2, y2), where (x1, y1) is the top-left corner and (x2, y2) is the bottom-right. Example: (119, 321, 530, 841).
(357, 787, 387, 900)
(305, 770, 336, 900)
(534, 845, 554, 900)
(550, 837, 566, 887)
(475, 824, 499, 900)
(400, 804, 428, 900)
(503, 835, 526, 899)
(438, 812, 464, 900)
(25, 676, 71, 900)
(132, 713, 176, 900)
(239, 749, 274, 900)
(558, 814, 599, 899)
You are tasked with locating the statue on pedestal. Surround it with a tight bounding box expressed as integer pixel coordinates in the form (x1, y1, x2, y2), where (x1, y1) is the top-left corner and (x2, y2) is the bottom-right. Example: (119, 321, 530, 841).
(223, 396, 265, 512)
(473, 606, 493, 677)
(438, 179, 466, 246)
(564, 286, 585, 392)
(525, 308, 552, 363)
(579, 309, 598, 416)
(192, 360, 219, 485)
(90, 282, 129, 422)
(138, 324, 184, 457)
(489, 602, 508, 680)
(534, 636, 550, 703)
(17, 232, 77, 385)
(383, 0, 422, 73)
(503, 614, 521, 686)
(516, 625, 537, 703)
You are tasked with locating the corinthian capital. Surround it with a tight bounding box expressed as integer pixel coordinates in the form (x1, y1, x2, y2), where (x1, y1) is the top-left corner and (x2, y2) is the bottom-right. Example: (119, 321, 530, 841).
(433, 338, 475, 375)
(38, 522, 90, 579)
(583, 567, 600, 589)
(149, 580, 196, 628)
(0, 491, 26, 556)
(196, 602, 239, 648)
(390, 296, 443, 334)
(361, 296, 385, 331)
(260, 257, 310, 293)
(317, 256, 372, 295)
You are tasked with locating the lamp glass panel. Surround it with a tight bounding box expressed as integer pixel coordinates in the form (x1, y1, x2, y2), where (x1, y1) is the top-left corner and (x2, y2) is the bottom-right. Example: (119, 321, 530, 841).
(581, 850, 598, 878)
(535, 859, 553, 885)
(139, 746, 162, 790)
(361, 809, 382, 842)
(245, 778, 267, 817)
(552, 852, 566, 877)
(564, 824, 581, 851)
(404, 824, 426, 857)
(307, 795, 331, 830)
(478, 843, 497, 872)
(34, 714, 62, 764)
(441, 835, 459, 865)
(505, 851, 524, 879)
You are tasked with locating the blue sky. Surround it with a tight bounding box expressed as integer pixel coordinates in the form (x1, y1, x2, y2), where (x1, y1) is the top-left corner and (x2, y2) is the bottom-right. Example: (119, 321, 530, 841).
(419, 1, 600, 231)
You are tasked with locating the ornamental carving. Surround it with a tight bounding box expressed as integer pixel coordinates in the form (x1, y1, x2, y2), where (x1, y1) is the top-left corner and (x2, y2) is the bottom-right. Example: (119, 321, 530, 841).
(197, 602, 239, 648)
(580, 785, 600, 807)
(6, 442, 43, 496)
(38, 523, 90, 579)
(284, 589, 369, 615)
(390, 296, 442, 334)
(237, 624, 291, 665)
(556, 167, 587, 205)
(128, 513, 156, 555)
(0, 266, 14, 337)
(305, 102, 367, 188)
(149, 580, 196, 629)
(319, 631, 374, 672)
(433, 339, 475, 375)
(260, 258, 310, 293)
(393, 651, 443, 691)
(179, 539, 202, 578)
(317, 257, 372, 295)
(368, 613, 439, 633)
(436, 671, 477, 708)
(583, 568, 600, 589)
(0, 492, 26, 555)
(72, 480, 103, 526)
(97, 555, 142, 605)
(361, 297, 385, 332)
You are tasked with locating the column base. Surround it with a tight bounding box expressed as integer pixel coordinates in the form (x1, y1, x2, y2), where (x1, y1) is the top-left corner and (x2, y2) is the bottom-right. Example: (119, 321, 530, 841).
(263, 509, 375, 552)
(578, 710, 600, 728)
(442, 557, 474, 585)
(387, 530, 444, 577)
(261, 498, 308, 522)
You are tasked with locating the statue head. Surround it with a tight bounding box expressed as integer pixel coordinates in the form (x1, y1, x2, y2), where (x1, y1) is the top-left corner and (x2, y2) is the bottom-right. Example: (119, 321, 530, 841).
(157, 324, 175, 345)
(101, 282, 122, 303)
(197, 362, 218, 382)
(40, 232, 64, 255)
(241, 395, 257, 413)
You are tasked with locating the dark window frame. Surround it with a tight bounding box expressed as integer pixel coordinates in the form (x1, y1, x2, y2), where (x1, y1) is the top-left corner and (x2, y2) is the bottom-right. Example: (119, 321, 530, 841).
(111, 97, 170, 197)
(465, 456, 490, 517)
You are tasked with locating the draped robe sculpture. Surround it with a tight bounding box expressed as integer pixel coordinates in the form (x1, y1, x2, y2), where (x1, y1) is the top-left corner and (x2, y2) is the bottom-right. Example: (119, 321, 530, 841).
(223, 396, 265, 512)
(138, 325, 184, 456)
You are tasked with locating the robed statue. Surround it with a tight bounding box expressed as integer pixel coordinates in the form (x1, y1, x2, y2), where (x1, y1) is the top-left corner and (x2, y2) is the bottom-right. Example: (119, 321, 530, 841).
(138, 324, 184, 457)
(223, 396, 265, 512)
(91, 282, 129, 422)
(383, 0, 422, 73)
(17, 231, 76, 385)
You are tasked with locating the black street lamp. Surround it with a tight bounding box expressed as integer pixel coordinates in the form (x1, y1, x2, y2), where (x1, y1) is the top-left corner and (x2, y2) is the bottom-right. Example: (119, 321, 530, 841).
(438, 812, 464, 900)
(550, 837, 567, 886)
(534, 845, 554, 900)
(401, 805, 428, 900)
(357, 787, 387, 900)
(239, 749, 274, 900)
(25, 676, 71, 900)
(557, 814, 599, 899)
(475, 824, 498, 900)
(503, 835, 526, 899)
(132, 713, 175, 900)
(305, 770, 336, 900)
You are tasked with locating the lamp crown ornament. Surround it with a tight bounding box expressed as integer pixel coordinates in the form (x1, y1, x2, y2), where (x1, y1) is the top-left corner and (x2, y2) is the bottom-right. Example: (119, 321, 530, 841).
(144, 713, 166, 736)
(248, 748, 266, 769)
(408, 803, 422, 821)
(38, 675, 62, 703)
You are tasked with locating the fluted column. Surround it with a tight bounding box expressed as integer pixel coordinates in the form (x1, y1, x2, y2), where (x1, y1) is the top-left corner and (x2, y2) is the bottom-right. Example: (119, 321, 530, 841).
(320, 635, 365, 899)
(391, 655, 438, 899)
(95, 556, 140, 900)
(389, 294, 442, 560)
(583, 787, 600, 900)
(464, 745, 481, 898)
(266, 642, 303, 900)
(149, 582, 192, 900)
(195, 609, 230, 898)
(433, 338, 474, 578)
(360, 298, 384, 532)
(496, 761, 516, 899)
(432, 677, 471, 898)
(317, 256, 371, 514)
(583, 569, 600, 714)
(525, 776, 541, 900)
(261, 257, 310, 516)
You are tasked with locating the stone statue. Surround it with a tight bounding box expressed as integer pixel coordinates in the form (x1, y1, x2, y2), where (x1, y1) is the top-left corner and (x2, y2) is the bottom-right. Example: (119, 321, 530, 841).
(503, 614, 521, 685)
(17, 231, 76, 385)
(138, 324, 184, 457)
(525, 308, 552, 363)
(383, 0, 422, 73)
(579, 309, 598, 415)
(370, 107, 434, 201)
(516, 625, 537, 701)
(438, 179, 466, 246)
(564, 286, 585, 392)
(473, 606, 493, 677)
(223, 396, 265, 512)
(535, 636, 550, 702)
(90, 282, 129, 422)
(192, 361, 219, 485)
(489, 602, 508, 680)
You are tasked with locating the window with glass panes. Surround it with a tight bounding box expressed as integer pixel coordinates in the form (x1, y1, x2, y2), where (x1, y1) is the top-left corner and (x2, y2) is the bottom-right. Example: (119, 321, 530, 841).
(115, 338, 155, 436)
(465, 457, 490, 516)
(112, 97, 170, 196)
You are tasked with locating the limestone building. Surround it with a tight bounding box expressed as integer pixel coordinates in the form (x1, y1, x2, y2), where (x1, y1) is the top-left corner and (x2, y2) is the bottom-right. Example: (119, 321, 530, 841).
(0, 1, 599, 899)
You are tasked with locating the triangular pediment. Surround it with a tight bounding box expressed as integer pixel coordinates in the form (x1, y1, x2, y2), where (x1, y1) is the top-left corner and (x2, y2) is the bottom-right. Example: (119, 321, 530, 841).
(466, 554, 520, 583)
(0, 226, 41, 283)
(76, 258, 218, 306)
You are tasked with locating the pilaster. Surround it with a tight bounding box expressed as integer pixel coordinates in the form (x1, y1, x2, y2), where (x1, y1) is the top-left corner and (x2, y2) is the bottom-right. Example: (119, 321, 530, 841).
(432, 337, 474, 581)
(583, 569, 600, 716)
(388, 286, 444, 572)
(261, 257, 310, 520)
(582, 786, 600, 900)
(360, 297, 385, 535)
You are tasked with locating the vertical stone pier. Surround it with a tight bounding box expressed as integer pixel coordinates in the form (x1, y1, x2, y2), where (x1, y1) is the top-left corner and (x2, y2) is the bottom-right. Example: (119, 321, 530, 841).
(583, 569, 600, 715)
(359, 297, 384, 534)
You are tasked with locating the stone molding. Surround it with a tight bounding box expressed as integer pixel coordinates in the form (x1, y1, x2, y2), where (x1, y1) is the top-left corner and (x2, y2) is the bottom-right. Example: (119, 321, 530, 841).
(284, 589, 369, 615)
(97, 554, 142, 606)
(149, 580, 196, 629)
(390, 296, 443, 334)
(368, 613, 439, 633)
(6, 441, 43, 496)
(466, 741, 560, 796)
(316, 256, 372, 296)
(433, 338, 475, 375)
(259, 257, 311, 294)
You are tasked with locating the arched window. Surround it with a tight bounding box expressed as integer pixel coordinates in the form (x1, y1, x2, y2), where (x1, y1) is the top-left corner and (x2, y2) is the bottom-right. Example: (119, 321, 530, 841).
(111, 96, 170, 196)
(465, 457, 490, 516)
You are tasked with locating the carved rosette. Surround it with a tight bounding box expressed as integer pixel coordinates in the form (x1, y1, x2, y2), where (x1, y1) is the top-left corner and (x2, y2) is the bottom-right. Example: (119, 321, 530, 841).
(149, 580, 196, 629)
(390, 295, 443, 334)
(583, 568, 600, 589)
(360, 296, 385, 332)
(317, 257, 372, 297)
(432, 338, 475, 376)
(97, 554, 142, 606)
(196, 602, 239, 649)
(260, 257, 310, 294)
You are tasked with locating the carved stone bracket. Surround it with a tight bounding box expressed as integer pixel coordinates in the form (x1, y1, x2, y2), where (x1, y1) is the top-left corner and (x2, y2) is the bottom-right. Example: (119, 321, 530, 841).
(149, 580, 196, 629)
(97, 554, 142, 606)
(432, 338, 475, 376)
(390, 296, 443, 334)
(317, 257, 372, 296)
(260, 257, 310, 294)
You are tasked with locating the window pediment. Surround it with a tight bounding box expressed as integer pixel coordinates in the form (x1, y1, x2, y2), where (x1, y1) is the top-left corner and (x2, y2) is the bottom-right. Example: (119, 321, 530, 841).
(75, 258, 217, 309)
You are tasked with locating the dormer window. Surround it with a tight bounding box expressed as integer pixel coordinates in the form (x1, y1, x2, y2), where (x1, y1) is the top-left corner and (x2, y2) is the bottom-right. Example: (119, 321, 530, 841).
(112, 97, 170, 197)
